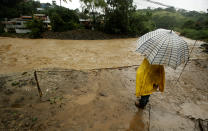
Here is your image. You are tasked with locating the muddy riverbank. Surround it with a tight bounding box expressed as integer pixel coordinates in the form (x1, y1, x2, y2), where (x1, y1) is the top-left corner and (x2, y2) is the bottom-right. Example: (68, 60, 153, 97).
(0, 37, 207, 130)
(0, 60, 207, 130)
(0, 30, 135, 40)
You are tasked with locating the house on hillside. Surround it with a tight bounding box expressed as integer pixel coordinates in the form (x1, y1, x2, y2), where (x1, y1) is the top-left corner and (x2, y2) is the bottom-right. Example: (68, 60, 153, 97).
(15, 16, 32, 33)
(2, 19, 16, 32)
(2, 16, 32, 33)
(33, 14, 51, 30)
(2, 13, 51, 33)
(79, 19, 92, 29)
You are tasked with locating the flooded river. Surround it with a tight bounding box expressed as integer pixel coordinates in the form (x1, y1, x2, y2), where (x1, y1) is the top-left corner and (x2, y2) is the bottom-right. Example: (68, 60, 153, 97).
(0, 37, 142, 74)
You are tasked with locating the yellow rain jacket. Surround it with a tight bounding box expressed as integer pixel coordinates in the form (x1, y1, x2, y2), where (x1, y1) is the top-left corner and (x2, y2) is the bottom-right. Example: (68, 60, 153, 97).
(136, 58, 165, 97)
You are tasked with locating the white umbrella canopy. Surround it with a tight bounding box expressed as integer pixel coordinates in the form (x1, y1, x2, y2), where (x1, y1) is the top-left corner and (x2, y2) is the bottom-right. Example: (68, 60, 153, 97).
(136, 29, 189, 69)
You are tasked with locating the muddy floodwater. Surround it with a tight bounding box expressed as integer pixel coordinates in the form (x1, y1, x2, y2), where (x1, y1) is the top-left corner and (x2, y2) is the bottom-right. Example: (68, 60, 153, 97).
(0, 37, 142, 74)
(0, 37, 208, 130)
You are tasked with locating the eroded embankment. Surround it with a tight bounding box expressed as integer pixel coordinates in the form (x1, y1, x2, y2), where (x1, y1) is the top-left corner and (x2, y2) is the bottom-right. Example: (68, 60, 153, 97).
(0, 59, 208, 130)
(0, 66, 149, 130)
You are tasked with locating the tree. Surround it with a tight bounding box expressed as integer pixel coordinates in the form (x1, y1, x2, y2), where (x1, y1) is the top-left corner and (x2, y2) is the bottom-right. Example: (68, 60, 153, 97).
(59, 0, 71, 7)
(0, 23, 4, 33)
(27, 18, 45, 38)
(80, 0, 107, 28)
(17, 0, 41, 15)
(50, 12, 66, 31)
(48, 6, 80, 32)
(0, 0, 24, 19)
(165, 7, 176, 13)
(183, 20, 195, 29)
(0, 0, 23, 6)
(104, 0, 136, 34)
(0, 0, 41, 19)
(129, 11, 154, 35)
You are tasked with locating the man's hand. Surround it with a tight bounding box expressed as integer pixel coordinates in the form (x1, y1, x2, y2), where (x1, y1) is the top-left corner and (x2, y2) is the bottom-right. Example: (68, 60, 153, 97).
(153, 84, 159, 92)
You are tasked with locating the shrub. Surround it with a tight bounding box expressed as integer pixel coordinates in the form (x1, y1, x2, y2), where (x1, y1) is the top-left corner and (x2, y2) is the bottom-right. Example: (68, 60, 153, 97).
(182, 20, 195, 29)
(180, 28, 208, 41)
(50, 12, 66, 32)
(48, 6, 80, 32)
(26, 18, 45, 38)
(128, 12, 155, 36)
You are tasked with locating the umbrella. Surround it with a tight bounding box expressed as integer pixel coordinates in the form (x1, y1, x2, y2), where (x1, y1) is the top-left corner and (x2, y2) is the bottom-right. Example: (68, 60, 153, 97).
(136, 29, 189, 69)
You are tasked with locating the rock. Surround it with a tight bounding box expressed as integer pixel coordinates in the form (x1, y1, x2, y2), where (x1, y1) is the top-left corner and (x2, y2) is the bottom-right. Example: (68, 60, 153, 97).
(25, 122, 30, 127)
(15, 96, 25, 103)
(4, 89, 13, 95)
(11, 81, 20, 86)
(22, 72, 27, 75)
(99, 92, 107, 97)
(0, 79, 6, 88)
(32, 117, 38, 122)
(179, 103, 208, 120)
(150, 105, 195, 131)
(199, 119, 208, 131)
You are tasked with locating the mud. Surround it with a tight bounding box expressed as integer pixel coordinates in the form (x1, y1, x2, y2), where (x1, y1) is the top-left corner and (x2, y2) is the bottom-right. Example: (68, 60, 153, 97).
(0, 67, 150, 130)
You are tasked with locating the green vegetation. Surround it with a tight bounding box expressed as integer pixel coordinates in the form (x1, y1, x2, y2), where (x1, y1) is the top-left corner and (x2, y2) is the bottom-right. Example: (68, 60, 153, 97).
(11, 81, 20, 86)
(129, 11, 155, 36)
(80, 0, 106, 28)
(104, 0, 135, 34)
(0, 0, 208, 41)
(0, 0, 41, 19)
(26, 18, 45, 38)
(150, 8, 208, 41)
(47, 6, 80, 32)
(0, 23, 4, 33)
(180, 29, 208, 41)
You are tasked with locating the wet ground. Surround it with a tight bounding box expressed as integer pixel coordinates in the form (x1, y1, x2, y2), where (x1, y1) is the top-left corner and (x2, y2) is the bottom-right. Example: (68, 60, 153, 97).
(0, 37, 208, 130)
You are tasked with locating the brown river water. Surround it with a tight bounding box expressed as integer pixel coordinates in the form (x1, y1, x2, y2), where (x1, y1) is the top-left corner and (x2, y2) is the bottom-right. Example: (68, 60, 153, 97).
(0, 37, 142, 74)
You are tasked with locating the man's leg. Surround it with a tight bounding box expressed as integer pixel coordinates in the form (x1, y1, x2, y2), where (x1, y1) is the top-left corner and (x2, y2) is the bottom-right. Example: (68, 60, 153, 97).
(139, 95, 150, 108)
(135, 95, 150, 109)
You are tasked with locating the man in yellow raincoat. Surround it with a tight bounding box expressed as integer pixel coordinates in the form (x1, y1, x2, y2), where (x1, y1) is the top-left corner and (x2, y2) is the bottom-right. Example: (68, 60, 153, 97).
(135, 58, 165, 109)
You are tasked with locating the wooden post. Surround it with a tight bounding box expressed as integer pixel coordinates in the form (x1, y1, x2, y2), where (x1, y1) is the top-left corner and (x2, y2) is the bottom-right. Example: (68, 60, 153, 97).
(34, 71, 42, 97)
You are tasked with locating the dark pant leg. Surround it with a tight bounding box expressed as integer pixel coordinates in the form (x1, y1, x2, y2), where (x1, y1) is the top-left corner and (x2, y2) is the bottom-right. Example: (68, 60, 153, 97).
(139, 95, 150, 108)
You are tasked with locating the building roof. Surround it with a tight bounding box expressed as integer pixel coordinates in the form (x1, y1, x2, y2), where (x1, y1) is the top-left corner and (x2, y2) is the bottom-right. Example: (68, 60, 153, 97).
(34, 14, 46, 17)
